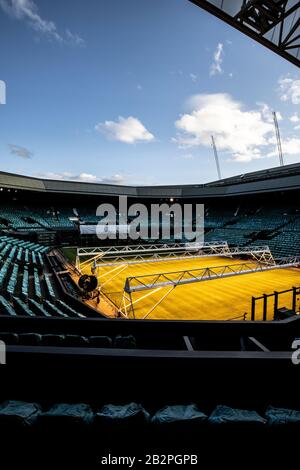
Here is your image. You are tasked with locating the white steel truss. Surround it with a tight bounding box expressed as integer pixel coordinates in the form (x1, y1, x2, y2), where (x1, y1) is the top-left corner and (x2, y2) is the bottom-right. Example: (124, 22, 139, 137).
(76, 241, 277, 272)
(95, 245, 275, 268)
(76, 241, 230, 271)
(119, 255, 300, 319)
(124, 258, 299, 293)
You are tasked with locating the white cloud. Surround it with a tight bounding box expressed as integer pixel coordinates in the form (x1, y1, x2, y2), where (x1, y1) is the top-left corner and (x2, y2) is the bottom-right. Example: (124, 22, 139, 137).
(257, 102, 282, 123)
(9, 144, 33, 158)
(278, 77, 300, 104)
(101, 174, 125, 184)
(137, 84, 143, 91)
(174, 93, 275, 162)
(282, 138, 300, 156)
(36, 172, 126, 184)
(65, 29, 85, 47)
(210, 43, 224, 76)
(289, 113, 300, 123)
(76, 173, 98, 182)
(96, 116, 155, 144)
(266, 137, 300, 159)
(0, 0, 85, 46)
(190, 73, 197, 82)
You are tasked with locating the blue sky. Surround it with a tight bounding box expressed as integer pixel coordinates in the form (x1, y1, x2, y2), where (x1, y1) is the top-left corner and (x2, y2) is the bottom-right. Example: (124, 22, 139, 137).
(0, 0, 300, 186)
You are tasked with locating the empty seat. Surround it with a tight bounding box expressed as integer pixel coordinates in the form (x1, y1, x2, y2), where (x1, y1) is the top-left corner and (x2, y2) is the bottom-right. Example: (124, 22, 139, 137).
(40, 334, 65, 346)
(265, 406, 300, 427)
(44, 274, 55, 298)
(209, 405, 266, 428)
(0, 332, 19, 345)
(151, 404, 208, 445)
(57, 299, 85, 318)
(63, 335, 89, 347)
(95, 403, 150, 427)
(6, 263, 19, 295)
(152, 404, 207, 426)
(13, 297, 35, 317)
(18, 333, 42, 346)
(0, 295, 17, 316)
(113, 335, 137, 349)
(38, 403, 93, 431)
(33, 268, 42, 299)
(0, 400, 40, 429)
(89, 336, 112, 348)
(28, 299, 51, 317)
(44, 300, 68, 318)
(21, 267, 29, 298)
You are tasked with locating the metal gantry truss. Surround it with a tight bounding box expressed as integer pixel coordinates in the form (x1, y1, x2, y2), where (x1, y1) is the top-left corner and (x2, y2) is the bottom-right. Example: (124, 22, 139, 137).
(76, 239, 300, 320)
(189, 0, 300, 68)
(120, 252, 300, 319)
(76, 241, 230, 271)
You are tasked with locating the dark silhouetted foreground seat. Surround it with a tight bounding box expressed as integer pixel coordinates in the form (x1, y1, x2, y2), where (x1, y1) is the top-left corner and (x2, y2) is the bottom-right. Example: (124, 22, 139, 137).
(113, 335, 137, 349)
(209, 404, 266, 426)
(0, 332, 19, 345)
(36, 403, 94, 464)
(151, 404, 208, 448)
(38, 402, 93, 429)
(0, 399, 299, 465)
(89, 335, 112, 348)
(40, 334, 65, 346)
(94, 402, 150, 450)
(63, 334, 89, 347)
(265, 406, 300, 427)
(18, 333, 42, 346)
(152, 403, 207, 425)
(0, 400, 40, 429)
(96, 402, 150, 426)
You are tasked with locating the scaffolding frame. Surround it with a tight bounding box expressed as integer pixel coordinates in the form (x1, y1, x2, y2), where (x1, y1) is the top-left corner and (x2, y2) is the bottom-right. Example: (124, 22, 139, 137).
(120, 254, 300, 319)
(76, 241, 230, 271)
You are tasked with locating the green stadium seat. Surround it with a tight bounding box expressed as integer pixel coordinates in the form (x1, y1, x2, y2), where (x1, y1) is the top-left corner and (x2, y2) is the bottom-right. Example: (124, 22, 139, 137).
(0, 295, 17, 316)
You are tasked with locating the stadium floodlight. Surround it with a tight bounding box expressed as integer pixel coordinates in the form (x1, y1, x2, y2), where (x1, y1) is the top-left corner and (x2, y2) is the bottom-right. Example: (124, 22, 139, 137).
(189, 1, 300, 68)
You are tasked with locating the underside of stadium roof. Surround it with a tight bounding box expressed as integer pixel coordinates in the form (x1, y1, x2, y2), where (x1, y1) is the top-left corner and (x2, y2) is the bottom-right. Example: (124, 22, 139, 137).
(189, 0, 300, 68)
(0, 162, 300, 198)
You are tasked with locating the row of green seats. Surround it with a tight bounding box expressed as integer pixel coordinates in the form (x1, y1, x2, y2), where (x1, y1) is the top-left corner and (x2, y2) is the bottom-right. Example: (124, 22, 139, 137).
(44, 300, 68, 318)
(28, 298, 51, 317)
(0, 295, 17, 316)
(33, 268, 42, 299)
(0, 260, 10, 288)
(7, 264, 19, 295)
(57, 299, 85, 318)
(22, 267, 29, 297)
(44, 275, 55, 298)
(13, 297, 35, 317)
